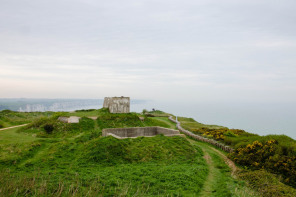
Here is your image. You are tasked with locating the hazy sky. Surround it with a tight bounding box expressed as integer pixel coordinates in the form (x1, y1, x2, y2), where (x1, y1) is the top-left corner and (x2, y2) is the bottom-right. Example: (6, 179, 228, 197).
(1, 0, 296, 102)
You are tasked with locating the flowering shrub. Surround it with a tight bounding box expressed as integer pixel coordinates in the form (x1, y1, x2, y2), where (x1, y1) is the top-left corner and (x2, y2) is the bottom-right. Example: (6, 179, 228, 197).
(229, 140, 296, 187)
(191, 127, 245, 141)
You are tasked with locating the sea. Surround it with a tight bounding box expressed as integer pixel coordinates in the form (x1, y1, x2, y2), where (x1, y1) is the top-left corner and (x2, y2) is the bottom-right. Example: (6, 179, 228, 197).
(0, 98, 295, 140)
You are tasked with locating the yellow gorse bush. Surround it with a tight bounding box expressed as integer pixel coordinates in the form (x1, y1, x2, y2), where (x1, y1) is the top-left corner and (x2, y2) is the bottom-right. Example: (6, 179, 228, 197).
(229, 139, 296, 186)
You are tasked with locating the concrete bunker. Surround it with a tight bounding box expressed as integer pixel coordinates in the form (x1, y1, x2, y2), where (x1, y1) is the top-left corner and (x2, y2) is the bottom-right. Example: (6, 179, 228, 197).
(103, 96, 130, 113)
(102, 127, 182, 139)
(58, 116, 81, 123)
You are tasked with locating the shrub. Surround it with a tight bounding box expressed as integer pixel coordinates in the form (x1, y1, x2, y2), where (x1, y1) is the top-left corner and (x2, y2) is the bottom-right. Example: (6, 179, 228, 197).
(142, 109, 148, 115)
(43, 124, 54, 134)
(229, 140, 296, 187)
(75, 109, 95, 112)
(238, 170, 296, 197)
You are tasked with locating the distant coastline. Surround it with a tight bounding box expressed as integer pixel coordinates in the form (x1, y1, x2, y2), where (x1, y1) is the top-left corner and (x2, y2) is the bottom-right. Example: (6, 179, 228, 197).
(0, 98, 147, 112)
(0, 98, 295, 140)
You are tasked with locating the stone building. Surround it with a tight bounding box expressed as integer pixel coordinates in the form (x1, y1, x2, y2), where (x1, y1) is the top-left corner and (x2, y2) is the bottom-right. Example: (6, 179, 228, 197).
(103, 96, 130, 113)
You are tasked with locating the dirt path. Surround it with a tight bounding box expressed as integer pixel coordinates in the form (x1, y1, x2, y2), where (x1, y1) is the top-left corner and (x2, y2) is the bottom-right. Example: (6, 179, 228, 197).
(186, 138, 248, 196)
(209, 146, 239, 177)
(199, 150, 216, 197)
(0, 124, 28, 131)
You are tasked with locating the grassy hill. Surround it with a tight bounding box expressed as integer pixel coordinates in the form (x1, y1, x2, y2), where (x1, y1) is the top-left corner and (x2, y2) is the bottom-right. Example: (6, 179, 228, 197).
(0, 132, 207, 195)
(0, 109, 295, 196)
(0, 110, 54, 128)
(0, 109, 208, 196)
(177, 116, 296, 196)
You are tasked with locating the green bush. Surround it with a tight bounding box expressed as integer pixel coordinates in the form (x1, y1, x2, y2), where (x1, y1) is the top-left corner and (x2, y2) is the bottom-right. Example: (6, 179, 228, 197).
(75, 109, 95, 112)
(43, 124, 54, 134)
(229, 139, 296, 187)
(238, 170, 296, 197)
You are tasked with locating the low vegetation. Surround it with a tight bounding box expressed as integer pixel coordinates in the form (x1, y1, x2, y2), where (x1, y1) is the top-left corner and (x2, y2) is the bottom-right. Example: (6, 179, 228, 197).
(22, 116, 96, 138)
(97, 109, 171, 130)
(0, 110, 53, 128)
(238, 170, 296, 197)
(177, 116, 296, 194)
(0, 133, 208, 196)
(1, 109, 296, 196)
(145, 110, 172, 117)
(229, 137, 296, 187)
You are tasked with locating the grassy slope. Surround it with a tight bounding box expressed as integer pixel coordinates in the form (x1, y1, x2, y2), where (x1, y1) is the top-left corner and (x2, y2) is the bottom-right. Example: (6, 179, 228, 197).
(177, 115, 296, 196)
(190, 139, 260, 197)
(177, 116, 226, 130)
(0, 135, 208, 196)
(2, 109, 295, 196)
(0, 110, 209, 196)
(0, 110, 54, 128)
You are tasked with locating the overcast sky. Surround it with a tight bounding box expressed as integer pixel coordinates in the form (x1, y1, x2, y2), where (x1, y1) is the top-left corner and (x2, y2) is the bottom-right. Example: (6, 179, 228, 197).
(1, 0, 296, 102)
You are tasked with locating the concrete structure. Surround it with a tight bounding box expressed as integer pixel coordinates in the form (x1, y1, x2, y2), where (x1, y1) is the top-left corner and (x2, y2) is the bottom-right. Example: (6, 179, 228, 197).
(102, 126, 182, 139)
(88, 116, 98, 120)
(58, 116, 81, 123)
(103, 96, 130, 113)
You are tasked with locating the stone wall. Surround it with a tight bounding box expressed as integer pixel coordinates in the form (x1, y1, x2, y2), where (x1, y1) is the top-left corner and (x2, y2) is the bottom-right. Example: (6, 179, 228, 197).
(169, 116, 234, 153)
(103, 96, 130, 113)
(102, 126, 181, 139)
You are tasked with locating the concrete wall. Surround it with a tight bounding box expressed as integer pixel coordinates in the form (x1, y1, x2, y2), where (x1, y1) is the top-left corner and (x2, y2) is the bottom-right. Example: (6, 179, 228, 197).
(169, 116, 234, 153)
(58, 117, 68, 123)
(103, 97, 130, 113)
(103, 97, 112, 108)
(58, 116, 81, 123)
(102, 126, 181, 139)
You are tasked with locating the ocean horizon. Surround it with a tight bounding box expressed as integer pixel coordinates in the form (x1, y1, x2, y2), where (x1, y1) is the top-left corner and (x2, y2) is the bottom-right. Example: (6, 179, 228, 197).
(0, 98, 295, 140)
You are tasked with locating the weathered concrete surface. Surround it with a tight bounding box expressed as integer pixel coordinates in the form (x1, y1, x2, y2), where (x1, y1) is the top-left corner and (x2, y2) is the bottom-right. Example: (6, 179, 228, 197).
(68, 116, 80, 123)
(103, 97, 112, 108)
(58, 116, 81, 123)
(102, 126, 182, 139)
(58, 117, 68, 123)
(88, 116, 98, 120)
(169, 116, 234, 153)
(103, 96, 130, 113)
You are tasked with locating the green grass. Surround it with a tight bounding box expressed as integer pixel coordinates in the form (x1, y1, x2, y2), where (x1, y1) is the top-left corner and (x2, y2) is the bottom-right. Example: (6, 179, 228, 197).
(2, 108, 296, 196)
(177, 116, 226, 131)
(0, 127, 37, 144)
(21, 116, 96, 138)
(146, 110, 173, 117)
(149, 117, 177, 129)
(68, 109, 100, 117)
(97, 112, 173, 130)
(238, 170, 296, 197)
(0, 134, 209, 196)
(0, 110, 54, 128)
(187, 139, 259, 197)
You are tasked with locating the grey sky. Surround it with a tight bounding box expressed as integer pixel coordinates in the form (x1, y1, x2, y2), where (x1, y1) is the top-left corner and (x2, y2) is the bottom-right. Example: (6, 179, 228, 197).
(1, 0, 296, 102)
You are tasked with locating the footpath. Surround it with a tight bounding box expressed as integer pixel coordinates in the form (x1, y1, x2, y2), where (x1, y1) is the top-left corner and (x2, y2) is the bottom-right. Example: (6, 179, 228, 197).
(169, 116, 234, 152)
(0, 124, 28, 131)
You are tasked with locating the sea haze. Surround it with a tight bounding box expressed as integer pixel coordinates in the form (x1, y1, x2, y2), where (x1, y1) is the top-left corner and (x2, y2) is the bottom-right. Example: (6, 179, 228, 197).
(133, 100, 296, 140)
(0, 98, 295, 140)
